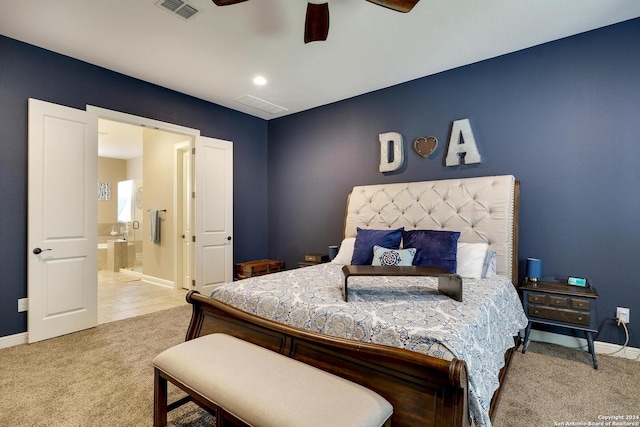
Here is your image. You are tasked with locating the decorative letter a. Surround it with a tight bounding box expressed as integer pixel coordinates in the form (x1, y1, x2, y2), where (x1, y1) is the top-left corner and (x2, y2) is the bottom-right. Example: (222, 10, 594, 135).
(445, 119, 481, 166)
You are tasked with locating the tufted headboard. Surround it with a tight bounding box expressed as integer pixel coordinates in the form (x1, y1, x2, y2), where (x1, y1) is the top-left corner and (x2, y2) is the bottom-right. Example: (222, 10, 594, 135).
(344, 175, 519, 285)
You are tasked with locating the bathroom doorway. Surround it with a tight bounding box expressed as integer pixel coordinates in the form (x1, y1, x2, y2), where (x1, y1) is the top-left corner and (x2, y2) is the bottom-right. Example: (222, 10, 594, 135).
(97, 119, 194, 283)
(91, 104, 233, 325)
(97, 119, 193, 324)
(97, 119, 144, 278)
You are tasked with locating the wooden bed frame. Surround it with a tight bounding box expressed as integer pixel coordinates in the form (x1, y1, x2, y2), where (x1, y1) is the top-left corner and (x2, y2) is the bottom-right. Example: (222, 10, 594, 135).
(183, 176, 520, 427)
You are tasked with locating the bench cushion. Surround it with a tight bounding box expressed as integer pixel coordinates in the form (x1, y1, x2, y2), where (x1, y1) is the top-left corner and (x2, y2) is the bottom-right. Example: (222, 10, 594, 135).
(153, 333, 392, 427)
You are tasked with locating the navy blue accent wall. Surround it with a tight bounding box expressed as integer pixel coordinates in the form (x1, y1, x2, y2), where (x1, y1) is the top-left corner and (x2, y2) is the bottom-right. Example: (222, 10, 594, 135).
(268, 18, 640, 346)
(0, 36, 268, 338)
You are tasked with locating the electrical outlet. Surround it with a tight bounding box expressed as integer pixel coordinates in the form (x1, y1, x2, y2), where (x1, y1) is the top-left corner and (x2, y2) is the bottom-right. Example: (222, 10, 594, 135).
(616, 307, 630, 325)
(18, 298, 28, 312)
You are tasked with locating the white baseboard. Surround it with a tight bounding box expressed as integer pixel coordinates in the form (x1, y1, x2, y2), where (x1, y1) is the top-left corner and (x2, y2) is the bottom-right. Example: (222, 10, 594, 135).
(120, 268, 175, 289)
(595, 341, 640, 360)
(116, 269, 174, 289)
(141, 274, 174, 289)
(0, 332, 27, 349)
(527, 329, 639, 361)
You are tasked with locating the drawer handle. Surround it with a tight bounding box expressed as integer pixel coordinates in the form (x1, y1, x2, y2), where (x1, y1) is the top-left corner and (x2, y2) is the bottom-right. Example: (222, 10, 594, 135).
(534, 310, 539, 314)
(555, 300, 562, 304)
(577, 303, 584, 308)
(578, 316, 583, 321)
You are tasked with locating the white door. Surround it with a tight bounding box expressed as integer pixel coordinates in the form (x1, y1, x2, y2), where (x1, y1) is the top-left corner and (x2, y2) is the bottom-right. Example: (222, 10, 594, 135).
(28, 98, 98, 343)
(181, 147, 192, 290)
(194, 136, 233, 295)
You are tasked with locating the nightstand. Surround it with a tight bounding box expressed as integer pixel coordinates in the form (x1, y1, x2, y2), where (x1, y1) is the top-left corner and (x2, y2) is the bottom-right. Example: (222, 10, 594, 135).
(298, 253, 329, 268)
(520, 279, 599, 369)
(235, 259, 284, 280)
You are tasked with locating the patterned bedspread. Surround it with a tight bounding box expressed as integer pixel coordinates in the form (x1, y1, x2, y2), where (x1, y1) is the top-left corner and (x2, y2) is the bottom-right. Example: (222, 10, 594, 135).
(211, 263, 528, 427)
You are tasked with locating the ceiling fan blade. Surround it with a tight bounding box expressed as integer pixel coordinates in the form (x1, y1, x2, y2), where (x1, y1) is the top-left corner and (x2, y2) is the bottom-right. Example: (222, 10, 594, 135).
(211, 0, 249, 6)
(365, 0, 420, 13)
(304, 3, 329, 44)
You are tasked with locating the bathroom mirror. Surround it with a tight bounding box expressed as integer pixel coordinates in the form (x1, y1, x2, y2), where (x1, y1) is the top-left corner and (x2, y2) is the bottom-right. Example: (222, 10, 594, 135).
(117, 180, 134, 223)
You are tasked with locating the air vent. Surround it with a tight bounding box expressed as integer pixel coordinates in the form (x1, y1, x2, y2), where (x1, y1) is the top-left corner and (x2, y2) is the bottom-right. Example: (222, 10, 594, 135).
(156, 0, 199, 20)
(236, 96, 288, 115)
(158, 0, 183, 12)
(175, 4, 198, 19)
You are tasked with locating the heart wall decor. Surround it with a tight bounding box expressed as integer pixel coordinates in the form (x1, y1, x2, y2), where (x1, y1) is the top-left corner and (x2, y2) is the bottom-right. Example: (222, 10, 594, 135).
(414, 136, 438, 158)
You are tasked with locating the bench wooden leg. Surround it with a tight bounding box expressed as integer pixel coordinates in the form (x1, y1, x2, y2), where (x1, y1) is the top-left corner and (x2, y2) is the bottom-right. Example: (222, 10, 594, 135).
(154, 368, 168, 427)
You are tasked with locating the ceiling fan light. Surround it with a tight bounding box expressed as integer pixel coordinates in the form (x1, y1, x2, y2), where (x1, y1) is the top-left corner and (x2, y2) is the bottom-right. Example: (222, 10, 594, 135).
(253, 76, 267, 85)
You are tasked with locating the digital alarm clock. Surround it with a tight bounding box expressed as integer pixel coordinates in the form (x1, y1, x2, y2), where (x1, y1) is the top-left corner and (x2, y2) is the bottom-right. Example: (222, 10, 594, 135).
(567, 276, 587, 287)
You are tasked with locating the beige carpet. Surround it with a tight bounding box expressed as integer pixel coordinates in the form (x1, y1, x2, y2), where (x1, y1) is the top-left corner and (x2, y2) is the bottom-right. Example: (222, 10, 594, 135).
(0, 305, 637, 426)
(0, 305, 212, 426)
(493, 341, 639, 427)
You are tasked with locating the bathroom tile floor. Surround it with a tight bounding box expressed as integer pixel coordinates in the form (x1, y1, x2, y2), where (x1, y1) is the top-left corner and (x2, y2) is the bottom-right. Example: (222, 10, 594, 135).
(98, 270, 189, 324)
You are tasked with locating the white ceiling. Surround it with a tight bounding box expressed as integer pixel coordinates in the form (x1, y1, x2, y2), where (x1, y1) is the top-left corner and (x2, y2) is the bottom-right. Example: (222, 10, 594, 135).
(1, 0, 639, 121)
(98, 119, 144, 160)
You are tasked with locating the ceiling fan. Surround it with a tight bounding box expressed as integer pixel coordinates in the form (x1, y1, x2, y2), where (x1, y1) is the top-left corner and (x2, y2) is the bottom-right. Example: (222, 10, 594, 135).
(211, 0, 420, 43)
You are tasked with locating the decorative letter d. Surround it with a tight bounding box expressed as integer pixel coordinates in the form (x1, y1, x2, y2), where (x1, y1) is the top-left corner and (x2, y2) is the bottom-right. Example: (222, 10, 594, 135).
(379, 132, 404, 173)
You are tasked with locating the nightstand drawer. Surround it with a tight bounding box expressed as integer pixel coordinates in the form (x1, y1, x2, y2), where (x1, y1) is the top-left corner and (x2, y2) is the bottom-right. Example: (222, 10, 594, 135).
(527, 293, 548, 305)
(548, 296, 569, 307)
(571, 298, 591, 310)
(528, 305, 590, 326)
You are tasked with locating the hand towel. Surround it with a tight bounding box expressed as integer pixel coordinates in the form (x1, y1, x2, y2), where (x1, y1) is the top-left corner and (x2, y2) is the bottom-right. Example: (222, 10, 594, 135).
(149, 210, 161, 245)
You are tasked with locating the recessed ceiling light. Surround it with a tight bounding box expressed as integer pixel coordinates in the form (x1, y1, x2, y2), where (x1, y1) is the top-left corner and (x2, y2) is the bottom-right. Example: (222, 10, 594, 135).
(253, 76, 267, 86)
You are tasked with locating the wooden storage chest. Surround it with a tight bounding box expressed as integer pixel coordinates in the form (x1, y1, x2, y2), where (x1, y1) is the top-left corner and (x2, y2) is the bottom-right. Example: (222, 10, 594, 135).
(235, 259, 284, 280)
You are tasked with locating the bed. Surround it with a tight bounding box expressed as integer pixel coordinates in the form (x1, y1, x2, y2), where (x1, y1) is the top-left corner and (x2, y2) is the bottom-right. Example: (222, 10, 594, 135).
(184, 175, 528, 427)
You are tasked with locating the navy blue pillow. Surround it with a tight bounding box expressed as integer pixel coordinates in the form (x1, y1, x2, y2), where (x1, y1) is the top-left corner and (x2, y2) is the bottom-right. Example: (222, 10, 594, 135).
(351, 227, 404, 265)
(402, 229, 460, 272)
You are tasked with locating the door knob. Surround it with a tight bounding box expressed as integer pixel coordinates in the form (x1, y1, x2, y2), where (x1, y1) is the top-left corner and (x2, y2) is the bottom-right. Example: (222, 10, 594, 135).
(227, 236, 232, 241)
(33, 248, 52, 255)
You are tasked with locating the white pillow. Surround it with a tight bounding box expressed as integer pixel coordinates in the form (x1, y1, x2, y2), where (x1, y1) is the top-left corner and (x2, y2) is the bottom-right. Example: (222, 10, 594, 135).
(372, 245, 416, 266)
(456, 243, 489, 279)
(330, 238, 356, 265)
(482, 250, 497, 278)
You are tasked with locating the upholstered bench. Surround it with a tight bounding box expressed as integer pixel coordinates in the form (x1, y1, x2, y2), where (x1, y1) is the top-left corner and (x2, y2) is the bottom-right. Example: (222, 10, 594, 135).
(153, 333, 393, 427)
